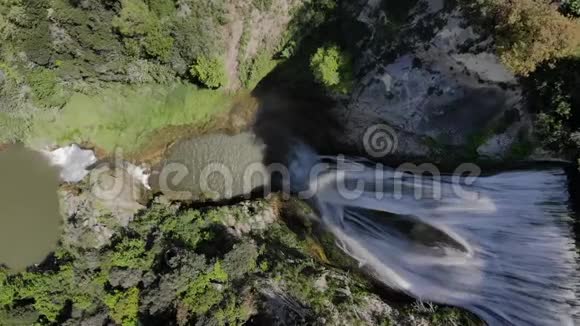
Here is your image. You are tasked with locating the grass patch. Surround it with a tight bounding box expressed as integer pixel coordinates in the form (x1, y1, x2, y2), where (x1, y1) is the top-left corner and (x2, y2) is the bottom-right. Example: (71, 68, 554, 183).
(28, 84, 233, 153)
(240, 52, 282, 90)
(0, 112, 29, 143)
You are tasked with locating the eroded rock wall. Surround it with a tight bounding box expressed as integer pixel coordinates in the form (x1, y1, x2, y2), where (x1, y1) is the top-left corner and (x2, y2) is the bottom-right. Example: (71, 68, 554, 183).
(338, 0, 531, 161)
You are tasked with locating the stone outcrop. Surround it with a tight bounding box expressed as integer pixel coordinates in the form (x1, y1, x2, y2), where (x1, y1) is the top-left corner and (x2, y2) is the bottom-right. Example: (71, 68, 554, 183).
(338, 0, 532, 161)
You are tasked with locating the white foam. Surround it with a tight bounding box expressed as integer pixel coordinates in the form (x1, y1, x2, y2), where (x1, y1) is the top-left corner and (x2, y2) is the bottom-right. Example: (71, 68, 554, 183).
(125, 163, 151, 190)
(42, 144, 97, 183)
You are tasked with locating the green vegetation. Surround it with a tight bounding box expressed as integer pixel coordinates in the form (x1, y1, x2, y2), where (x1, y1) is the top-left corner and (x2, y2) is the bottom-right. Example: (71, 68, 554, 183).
(253, 0, 274, 11)
(310, 45, 353, 94)
(469, 0, 580, 75)
(526, 58, 580, 156)
(0, 200, 265, 325)
(1, 1, 567, 325)
(0, 112, 29, 144)
(113, 0, 175, 62)
(105, 287, 140, 326)
(190, 56, 228, 89)
(0, 0, 231, 103)
(181, 261, 228, 315)
(16, 265, 77, 322)
(26, 68, 59, 104)
(161, 209, 212, 249)
(147, 0, 176, 17)
(106, 238, 155, 270)
(0, 269, 15, 307)
(113, 0, 156, 37)
(565, 0, 580, 16)
(405, 303, 482, 326)
(0, 196, 481, 325)
(239, 51, 280, 89)
(143, 26, 174, 61)
(28, 84, 233, 153)
(215, 296, 253, 326)
(462, 0, 580, 159)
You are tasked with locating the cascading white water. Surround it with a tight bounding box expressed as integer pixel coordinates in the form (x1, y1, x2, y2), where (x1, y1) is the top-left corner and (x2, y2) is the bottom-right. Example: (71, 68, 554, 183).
(291, 149, 580, 325)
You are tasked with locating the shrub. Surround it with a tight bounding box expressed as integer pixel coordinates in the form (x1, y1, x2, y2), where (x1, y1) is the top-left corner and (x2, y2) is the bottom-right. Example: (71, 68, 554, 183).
(182, 261, 228, 315)
(17, 265, 75, 322)
(107, 238, 154, 270)
(253, 0, 273, 11)
(475, 0, 580, 75)
(565, 0, 580, 16)
(25, 67, 69, 107)
(0, 112, 29, 143)
(239, 52, 280, 89)
(113, 0, 176, 61)
(146, 0, 175, 17)
(161, 210, 211, 249)
(0, 270, 15, 307)
(171, 0, 227, 64)
(105, 287, 140, 326)
(0, 4, 26, 41)
(112, 0, 155, 37)
(26, 68, 58, 101)
(143, 27, 174, 61)
(535, 98, 573, 149)
(310, 45, 353, 94)
(215, 297, 253, 326)
(527, 58, 580, 154)
(190, 56, 228, 88)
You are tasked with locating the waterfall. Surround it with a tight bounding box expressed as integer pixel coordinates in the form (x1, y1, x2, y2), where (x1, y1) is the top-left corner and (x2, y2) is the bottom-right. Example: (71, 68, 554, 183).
(291, 150, 580, 325)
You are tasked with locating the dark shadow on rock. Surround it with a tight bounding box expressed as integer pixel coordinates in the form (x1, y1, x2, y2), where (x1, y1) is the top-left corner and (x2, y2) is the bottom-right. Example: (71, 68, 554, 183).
(252, 92, 343, 167)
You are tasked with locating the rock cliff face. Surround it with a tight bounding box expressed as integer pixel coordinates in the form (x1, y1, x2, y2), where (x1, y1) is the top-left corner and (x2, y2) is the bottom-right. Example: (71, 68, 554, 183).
(337, 0, 531, 162)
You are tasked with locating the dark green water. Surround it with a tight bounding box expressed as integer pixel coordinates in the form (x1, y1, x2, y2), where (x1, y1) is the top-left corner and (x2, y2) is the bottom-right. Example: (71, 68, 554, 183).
(0, 146, 61, 271)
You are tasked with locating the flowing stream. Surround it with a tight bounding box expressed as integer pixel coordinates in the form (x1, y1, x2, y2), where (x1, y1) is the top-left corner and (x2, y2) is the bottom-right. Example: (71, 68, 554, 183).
(289, 148, 580, 325)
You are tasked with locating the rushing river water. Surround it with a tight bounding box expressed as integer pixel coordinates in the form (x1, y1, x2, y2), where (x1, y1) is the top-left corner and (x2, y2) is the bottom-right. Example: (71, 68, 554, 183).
(288, 147, 580, 325)
(0, 146, 61, 271)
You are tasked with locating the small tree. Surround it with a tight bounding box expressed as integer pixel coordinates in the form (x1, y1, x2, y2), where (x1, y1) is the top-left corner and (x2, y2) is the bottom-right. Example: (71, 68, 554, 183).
(190, 56, 227, 89)
(310, 45, 353, 94)
(113, 0, 175, 61)
(564, 0, 580, 16)
(478, 0, 580, 75)
(112, 0, 155, 37)
(143, 27, 174, 61)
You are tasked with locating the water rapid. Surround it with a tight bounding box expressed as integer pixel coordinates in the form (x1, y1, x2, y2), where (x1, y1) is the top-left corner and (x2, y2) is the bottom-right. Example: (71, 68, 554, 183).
(292, 151, 580, 325)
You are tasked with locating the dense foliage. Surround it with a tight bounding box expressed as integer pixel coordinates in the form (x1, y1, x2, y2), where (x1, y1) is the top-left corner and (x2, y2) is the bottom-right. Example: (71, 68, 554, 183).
(525, 58, 580, 156)
(190, 56, 228, 89)
(471, 0, 580, 76)
(310, 45, 353, 94)
(0, 198, 474, 325)
(0, 0, 229, 98)
(0, 0, 339, 152)
(565, 0, 580, 16)
(0, 201, 262, 325)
